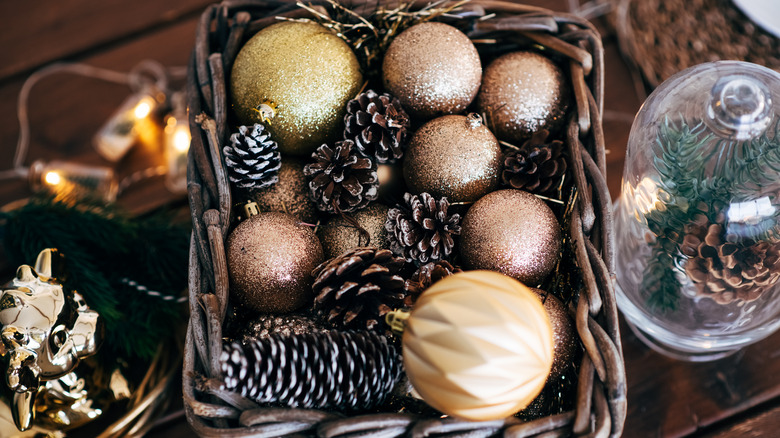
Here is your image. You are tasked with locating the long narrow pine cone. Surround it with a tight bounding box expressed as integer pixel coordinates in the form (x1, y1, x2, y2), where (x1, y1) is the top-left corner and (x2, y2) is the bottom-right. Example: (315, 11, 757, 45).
(312, 247, 406, 330)
(220, 331, 403, 411)
(502, 129, 567, 196)
(681, 214, 780, 304)
(304, 140, 378, 214)
(344, 90, 410, 163)
(404, 260, 463, 307)
(386, 192, 461, 265)
(223, 124, 282, 190)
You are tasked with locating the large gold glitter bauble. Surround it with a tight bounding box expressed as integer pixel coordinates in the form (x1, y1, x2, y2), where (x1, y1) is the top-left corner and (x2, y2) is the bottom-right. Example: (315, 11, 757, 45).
(250, 158, 317, 223)
(231, 21, 363, 156)
(531, 289, 579, 381)
(460, 189, 561, 285)
(477, 51, 570, 143)
(227, 211, 324, 313)
(382, 22, 481, 120)
(403, 114, 501, 203)
(317, 203, 391, 259)
(403, 270, 554, 421)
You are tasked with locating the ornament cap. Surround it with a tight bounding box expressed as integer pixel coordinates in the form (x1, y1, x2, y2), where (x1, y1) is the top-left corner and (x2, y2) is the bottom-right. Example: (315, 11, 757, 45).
(466, 113, 483, 129)
(242, 201, 261, 218)
(385, 309, 410, 336)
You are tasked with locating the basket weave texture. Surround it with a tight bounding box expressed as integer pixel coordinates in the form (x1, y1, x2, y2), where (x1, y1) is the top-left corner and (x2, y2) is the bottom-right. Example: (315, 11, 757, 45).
(184, 1, 626, 436)
(612, 0, 780, 88)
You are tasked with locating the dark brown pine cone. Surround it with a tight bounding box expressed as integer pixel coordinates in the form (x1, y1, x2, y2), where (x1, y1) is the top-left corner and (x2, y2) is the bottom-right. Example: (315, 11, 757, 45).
(311, 247, 407, 330)
(502, 129, 567, 196)
(239, 314, 326, 344)
(681, 214, 780, 304)
(223, 124, 281, 190)
(386, 192, 461, 265)
(404, 260, 463, 307)
(344, 90, 410, 163)
(304, 140, 379, 214)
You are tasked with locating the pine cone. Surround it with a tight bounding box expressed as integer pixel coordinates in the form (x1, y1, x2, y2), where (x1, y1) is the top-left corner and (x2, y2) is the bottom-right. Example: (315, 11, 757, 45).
(502, 129, 567, 196)
(304, 140, 379, 214)
(404, 261, 463, 307)
(311, 247, 406, 330)
(386, 192, 461, 265)
(221, 331, 403, 410)
(344, 90, 410, 163)
(224, 124, 281, 190)
(681, 214, 780, 304)
(239, 314, 326, 343)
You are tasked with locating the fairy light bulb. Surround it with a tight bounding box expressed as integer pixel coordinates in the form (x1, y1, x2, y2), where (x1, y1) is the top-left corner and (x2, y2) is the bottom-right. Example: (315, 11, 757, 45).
(30, 160, 118, 203)
(93, 89, 163, 162)
(163, 91, 190, 194)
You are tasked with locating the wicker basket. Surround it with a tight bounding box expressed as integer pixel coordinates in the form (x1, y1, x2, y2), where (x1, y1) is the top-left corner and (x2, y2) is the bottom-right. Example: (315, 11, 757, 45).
(184, 1, 626, 436)
(611, 0, 780, 89)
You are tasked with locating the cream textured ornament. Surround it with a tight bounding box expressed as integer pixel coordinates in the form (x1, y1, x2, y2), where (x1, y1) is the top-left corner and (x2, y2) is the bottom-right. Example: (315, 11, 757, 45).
(400, 270, 554, 421)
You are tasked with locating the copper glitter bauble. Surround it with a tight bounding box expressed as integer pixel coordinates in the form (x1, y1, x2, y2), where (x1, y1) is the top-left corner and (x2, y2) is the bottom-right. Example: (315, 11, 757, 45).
(382, 22, 481, 120)
(403, 270, 553, 421)
(403, 114, 501, 203)
(460, 189, 561, 285)
(231, 21, 363, 156)
(531, 289, 579, 381)
(227, 212, 324, 313)
(249, 158, 318, 223)
(317, 203, 391, 259)
(477, 51, 570, 143)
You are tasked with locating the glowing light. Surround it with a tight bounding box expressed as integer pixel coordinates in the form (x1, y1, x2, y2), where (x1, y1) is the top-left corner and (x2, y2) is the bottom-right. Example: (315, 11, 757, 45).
(44, 171, 61, 186)
(134, 99, 152, 119)
(173, 126, 190, 152)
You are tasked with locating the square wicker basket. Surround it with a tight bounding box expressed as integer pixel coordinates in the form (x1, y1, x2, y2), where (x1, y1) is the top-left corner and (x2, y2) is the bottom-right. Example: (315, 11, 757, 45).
(184, 1, 626, 436)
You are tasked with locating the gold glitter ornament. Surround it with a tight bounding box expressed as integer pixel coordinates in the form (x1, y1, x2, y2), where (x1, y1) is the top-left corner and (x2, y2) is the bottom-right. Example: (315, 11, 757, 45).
(531, 288, 579, 381)
(317, 203, 391, 259)
(401, 270, 553, 421)
(403, 114, 501, 203)
(227, 211, 324, 313)
(460, 189, 561, 285)
(382, 22, 481, 120)
(477, 51, 569, 143)
(249, 158, 318, 223)
(231, 21, 363, 156)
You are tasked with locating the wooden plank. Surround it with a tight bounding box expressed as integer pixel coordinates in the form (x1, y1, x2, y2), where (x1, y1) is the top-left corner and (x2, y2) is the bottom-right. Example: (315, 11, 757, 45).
(0, 17, 200, 215)
(0, 0, 212, 82)
(699, 400, 780, 438)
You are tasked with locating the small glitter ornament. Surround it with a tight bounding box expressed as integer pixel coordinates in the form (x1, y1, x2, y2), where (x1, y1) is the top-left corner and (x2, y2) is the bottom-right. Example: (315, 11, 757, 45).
(231, 21, 363, 156)
(477, 51, 570, 143)
(531, 288, 579, 381)
(403, 114, 501, 203)
(383, 22, 481, 120)
(249, 158, 318, 223)
(317, 203, 391, 259)
(394, 270, 553, 421)
(460, 189, 561, 285)
(226, 211, 324, 313)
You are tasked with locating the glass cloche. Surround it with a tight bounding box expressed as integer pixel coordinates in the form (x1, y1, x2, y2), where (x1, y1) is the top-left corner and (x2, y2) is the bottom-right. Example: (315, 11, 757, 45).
(614, 61, 780, 361)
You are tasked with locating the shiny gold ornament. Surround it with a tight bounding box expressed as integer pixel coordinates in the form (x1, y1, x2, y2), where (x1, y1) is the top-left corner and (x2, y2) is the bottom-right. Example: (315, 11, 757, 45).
(400, 270, 553, 421)
(231, 21, 363, 156)
(227, 211, 324, 313)
(0, 249, 102, 432)
(460, 189, 561, 285)
(531, 289, 579, 381)
(249, 159, 318, 223)
(403, 114, 501, 203)
(383, 22, 481, 120)
(317, 203, 391, 259)
(477, 51, 570, 143)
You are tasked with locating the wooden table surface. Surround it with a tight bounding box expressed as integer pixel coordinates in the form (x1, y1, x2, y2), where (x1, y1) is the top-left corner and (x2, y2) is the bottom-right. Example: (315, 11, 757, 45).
(2, 0, 780, 437)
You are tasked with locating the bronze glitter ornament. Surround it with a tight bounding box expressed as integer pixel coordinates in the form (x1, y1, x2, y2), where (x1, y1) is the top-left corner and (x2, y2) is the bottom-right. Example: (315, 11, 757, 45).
(531, 288, 579, 381)
(399, 270, 553, 421)
(227, 211, 324, 313)
(317, 203, 391, 259)
(460, 189, 561, 285)
(231, 21, 363, 156)
(403, 114, 501, 203)
(382, 22, 481, 120)
(249, 158, 318, 223)
(477, 51, 570, 143)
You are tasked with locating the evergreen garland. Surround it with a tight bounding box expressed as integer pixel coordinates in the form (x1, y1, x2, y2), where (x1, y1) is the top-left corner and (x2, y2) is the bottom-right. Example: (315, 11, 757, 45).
(0, 196, 188, 367)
